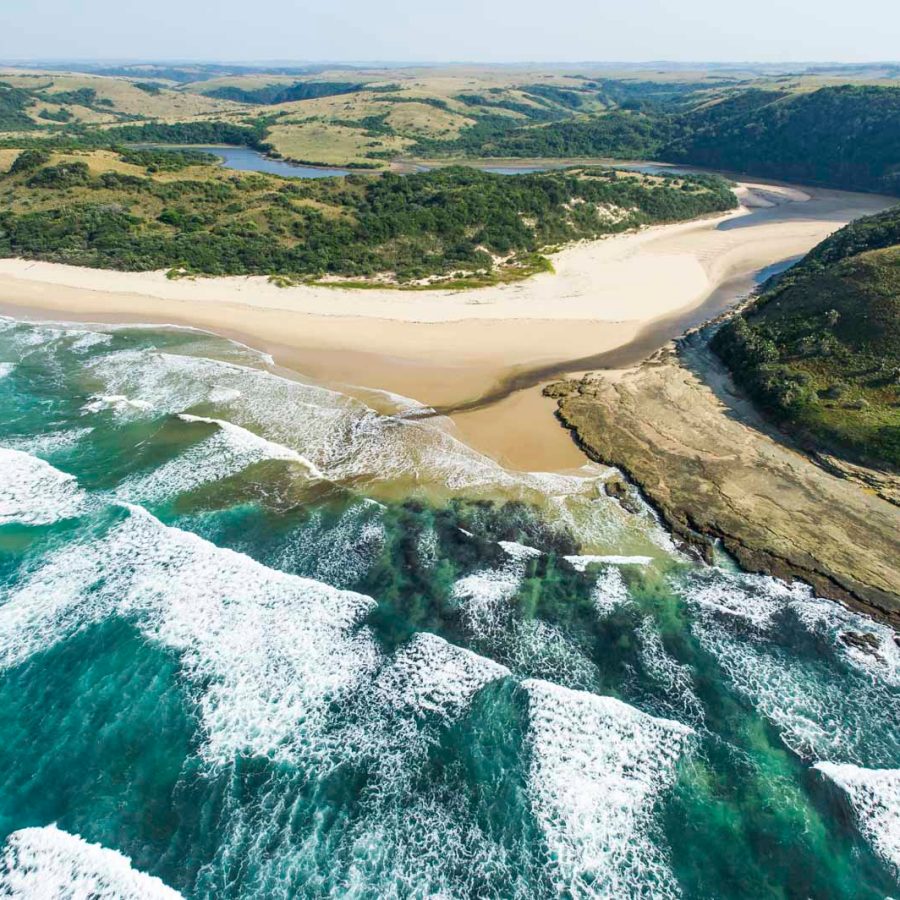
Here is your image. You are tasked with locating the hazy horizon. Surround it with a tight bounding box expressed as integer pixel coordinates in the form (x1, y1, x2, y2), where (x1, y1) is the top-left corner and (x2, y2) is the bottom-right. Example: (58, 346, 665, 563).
(3, 58, 899, 68)
(2, 0, 899, 66)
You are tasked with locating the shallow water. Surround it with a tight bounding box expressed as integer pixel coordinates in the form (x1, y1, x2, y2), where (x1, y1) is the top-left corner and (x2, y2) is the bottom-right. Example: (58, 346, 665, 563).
(147, 145, 353, 179)
(0, 315, 897, 898)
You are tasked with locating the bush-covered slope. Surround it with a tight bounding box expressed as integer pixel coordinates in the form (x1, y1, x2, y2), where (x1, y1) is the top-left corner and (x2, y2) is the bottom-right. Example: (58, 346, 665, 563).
(425, 85, 900, 195)
(711, 205, 900, 469)
(668, 85, 900, 194)
(205, 81, 365, 105)
(0, 151, 736, 285)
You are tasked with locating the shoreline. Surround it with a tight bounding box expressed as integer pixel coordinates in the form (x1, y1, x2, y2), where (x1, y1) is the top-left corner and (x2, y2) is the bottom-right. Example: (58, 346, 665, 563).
(0, 179, 892, 471)
(548, 337, 900, 625)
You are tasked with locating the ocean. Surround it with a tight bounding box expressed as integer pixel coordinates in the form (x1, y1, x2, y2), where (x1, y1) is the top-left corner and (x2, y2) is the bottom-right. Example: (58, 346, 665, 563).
(0, 314, 897, 898)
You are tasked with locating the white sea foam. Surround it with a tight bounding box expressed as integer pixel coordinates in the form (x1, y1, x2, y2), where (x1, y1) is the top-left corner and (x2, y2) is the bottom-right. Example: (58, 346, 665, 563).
(565, 554, 654, 571)
(0, 447, 85, 526)
(0, 505, 380, 763)
(274, 501, 385, 589)
(69, 330, 113, 353)
(374, 632, 510, 722)
(591, 566, 631, 618)
(680, 569, 900, 763)
(450, 542, 536, 636)
(637, 617, 704, 726)
(3, 427, 94, 458)
(118, 415, 323, 502)
(498, 619, 601, 691)
(2, 321, 114, 360)
(0, 824, 182, 899)
(0, 362, 14, 379)
(451, 541, 602, 687)
(815, 762, 900, 878)
(82, 394, 154, 414)
(524, 679, 692, 898)
(790, 597, 900, 688)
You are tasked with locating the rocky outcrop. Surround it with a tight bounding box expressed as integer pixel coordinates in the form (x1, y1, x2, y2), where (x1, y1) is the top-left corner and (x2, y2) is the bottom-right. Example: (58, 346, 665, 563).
(548, 339, 900, 626)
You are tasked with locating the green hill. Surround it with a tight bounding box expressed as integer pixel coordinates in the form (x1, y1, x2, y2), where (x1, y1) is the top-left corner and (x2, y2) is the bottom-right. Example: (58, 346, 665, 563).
(667, 85, 900, 194)
(711, 205, 900, 469)
(426, 85, 900, 196)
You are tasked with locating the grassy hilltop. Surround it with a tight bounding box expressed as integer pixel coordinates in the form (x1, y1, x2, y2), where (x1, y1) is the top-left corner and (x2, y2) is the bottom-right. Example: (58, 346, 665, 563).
(712, 206, 900, 469)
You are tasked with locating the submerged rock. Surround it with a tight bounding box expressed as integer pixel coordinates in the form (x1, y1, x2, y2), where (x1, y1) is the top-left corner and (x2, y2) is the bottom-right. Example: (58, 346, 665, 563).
(839, 630, 884, 658)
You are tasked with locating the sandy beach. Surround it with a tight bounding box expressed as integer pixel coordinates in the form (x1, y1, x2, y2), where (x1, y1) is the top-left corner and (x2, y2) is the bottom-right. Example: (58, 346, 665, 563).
(0, 180, 892, 470)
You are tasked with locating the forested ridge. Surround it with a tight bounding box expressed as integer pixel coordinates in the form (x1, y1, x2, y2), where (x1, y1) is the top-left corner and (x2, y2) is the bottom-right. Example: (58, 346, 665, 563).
(711, 205, 900, 469)
(418, 85, 900, 195)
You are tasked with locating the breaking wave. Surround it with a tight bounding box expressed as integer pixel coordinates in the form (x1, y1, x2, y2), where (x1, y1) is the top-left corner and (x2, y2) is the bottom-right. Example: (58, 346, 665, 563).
(0, 824, 181, 899)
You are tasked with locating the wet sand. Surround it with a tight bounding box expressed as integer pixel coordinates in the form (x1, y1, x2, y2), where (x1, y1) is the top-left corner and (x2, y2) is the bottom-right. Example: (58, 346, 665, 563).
(0, 180, 892, 471)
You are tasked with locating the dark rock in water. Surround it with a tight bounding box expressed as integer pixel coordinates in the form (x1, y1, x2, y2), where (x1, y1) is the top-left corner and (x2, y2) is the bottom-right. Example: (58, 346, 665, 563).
(839, 630, 883, 658)
(604, 474, 643, 516)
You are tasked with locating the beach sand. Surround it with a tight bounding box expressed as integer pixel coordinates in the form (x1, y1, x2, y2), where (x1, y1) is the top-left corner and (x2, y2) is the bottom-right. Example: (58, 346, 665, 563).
(0, 180, 892, 470)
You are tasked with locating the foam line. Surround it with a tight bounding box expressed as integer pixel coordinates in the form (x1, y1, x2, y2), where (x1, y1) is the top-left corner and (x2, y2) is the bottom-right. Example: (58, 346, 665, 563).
(524, 679, 692, 898)
(82, 394, 154, 414)
(0, 447, 85, 526)
(178, 414, 324, 479)
(0, 825, 182, 899)
(815, 762, 900, 879)
(565, 554, 653, 571)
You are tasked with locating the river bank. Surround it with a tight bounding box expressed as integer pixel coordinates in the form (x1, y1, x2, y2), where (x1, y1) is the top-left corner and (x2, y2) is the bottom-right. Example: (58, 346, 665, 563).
(0, 180, 891, 470)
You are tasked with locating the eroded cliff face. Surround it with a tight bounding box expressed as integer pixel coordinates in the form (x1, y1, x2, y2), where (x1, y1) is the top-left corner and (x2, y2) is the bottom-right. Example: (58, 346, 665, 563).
(547, 341, 900, 626)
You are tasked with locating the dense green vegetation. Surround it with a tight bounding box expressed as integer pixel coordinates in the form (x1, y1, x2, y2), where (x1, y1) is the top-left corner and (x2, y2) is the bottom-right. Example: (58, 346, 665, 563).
(8, 148, 50, 174)
(667, 86, 900, 193)
(0, 151, 735, 284)
(116, 148, 219, 172)
(422, 109, 671, 160)
(88, 120, 269, 147)
(421, 85, 900, 195)
(0, 83, 38, 131)
(205, 81, 365, 105)
(711, 205, 900, 469)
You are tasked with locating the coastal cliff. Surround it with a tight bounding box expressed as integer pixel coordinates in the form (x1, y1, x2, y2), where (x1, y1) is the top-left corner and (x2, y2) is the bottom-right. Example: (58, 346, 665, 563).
(547, 338, 900, 626)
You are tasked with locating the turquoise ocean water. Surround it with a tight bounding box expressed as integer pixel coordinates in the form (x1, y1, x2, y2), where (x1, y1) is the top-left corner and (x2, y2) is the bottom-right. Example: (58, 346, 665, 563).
(0, 315, 897, 898)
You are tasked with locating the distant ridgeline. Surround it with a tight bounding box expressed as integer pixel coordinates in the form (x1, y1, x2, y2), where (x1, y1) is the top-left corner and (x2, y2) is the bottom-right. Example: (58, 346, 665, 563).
(711, 205, 900, 469)
(417, 85, 900, 196)
(202, 81, 369, 105)
(0, 152, 735, 285)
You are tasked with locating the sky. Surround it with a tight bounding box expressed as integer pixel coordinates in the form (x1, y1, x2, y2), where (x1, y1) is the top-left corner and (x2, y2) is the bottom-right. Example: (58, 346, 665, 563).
(1, 0, 898, 64)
